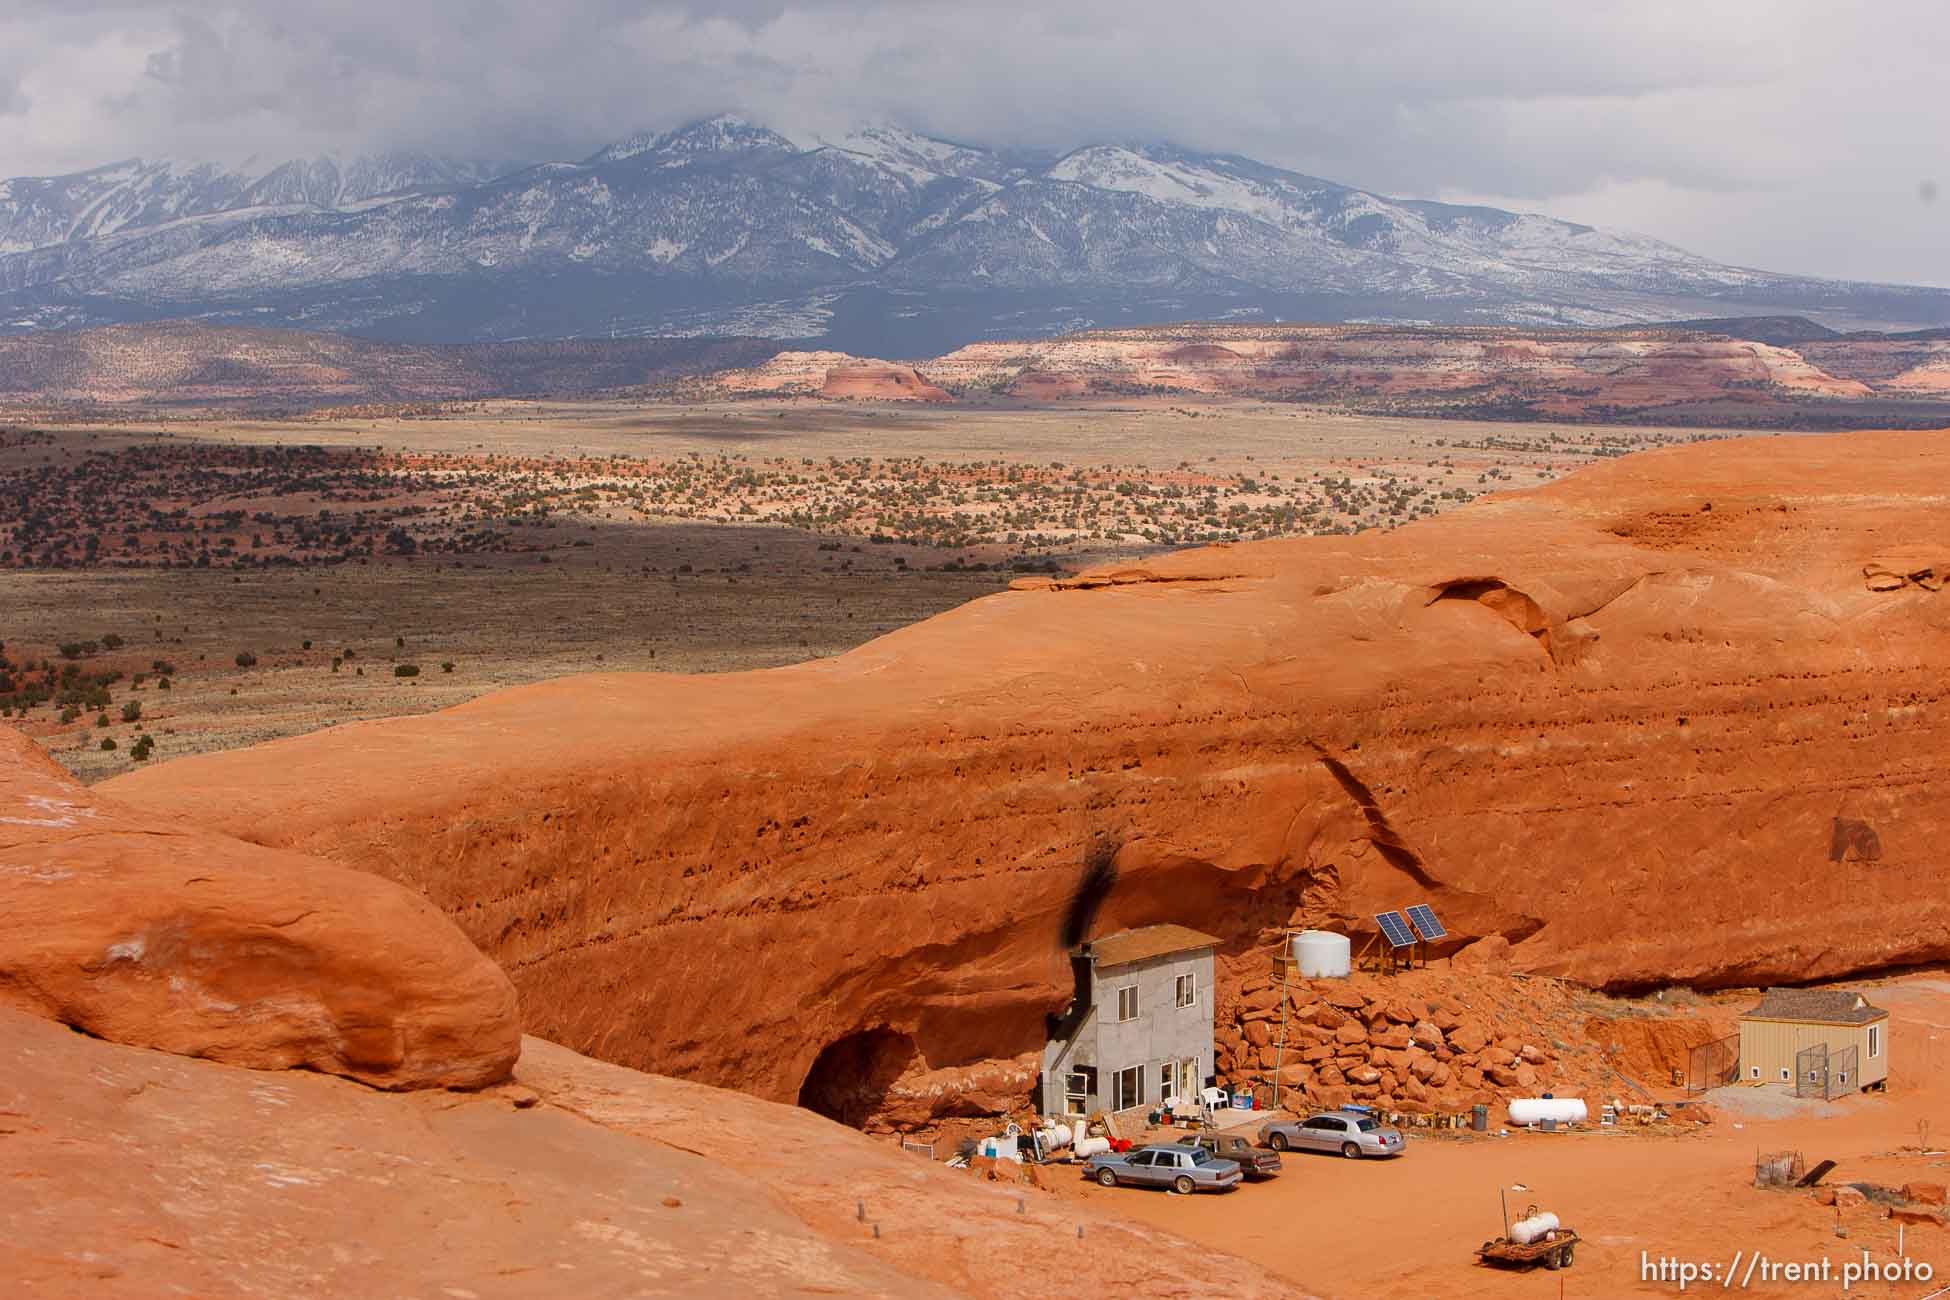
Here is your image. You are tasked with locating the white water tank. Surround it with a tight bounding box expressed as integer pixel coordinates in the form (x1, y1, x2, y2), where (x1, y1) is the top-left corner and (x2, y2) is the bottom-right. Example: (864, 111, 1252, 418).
(1507, 1098, 1588, 1127)
(1290, 930, 1352, 978)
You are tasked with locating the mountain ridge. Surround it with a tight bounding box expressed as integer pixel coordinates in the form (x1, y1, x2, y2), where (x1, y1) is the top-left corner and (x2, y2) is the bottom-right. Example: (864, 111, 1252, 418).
(4, 114, 1947, 352)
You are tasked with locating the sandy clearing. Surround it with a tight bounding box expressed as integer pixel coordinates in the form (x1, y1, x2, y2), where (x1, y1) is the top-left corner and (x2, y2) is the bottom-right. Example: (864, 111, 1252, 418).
(1053, 972, 1950, 1299)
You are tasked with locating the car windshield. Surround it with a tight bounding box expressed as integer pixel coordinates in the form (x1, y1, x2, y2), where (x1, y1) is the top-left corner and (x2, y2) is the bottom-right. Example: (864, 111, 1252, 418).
(1357, 1119, 1380, 1132)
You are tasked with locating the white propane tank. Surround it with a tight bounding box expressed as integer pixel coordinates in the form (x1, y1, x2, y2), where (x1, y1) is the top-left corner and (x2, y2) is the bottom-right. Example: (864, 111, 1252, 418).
(1040, 1123, 1074, 1150)
(1509, 1211, 1561, 1245)
(1290, 930, 1352, 978)
(1507, 1098, 1588, 1127)
(1073, 1136, 1111, 1159)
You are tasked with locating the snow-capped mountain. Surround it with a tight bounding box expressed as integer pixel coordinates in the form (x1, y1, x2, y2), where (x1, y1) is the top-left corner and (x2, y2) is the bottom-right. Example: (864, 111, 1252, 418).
(0, 153, 519, 256)
(1, 115, 1944, 352)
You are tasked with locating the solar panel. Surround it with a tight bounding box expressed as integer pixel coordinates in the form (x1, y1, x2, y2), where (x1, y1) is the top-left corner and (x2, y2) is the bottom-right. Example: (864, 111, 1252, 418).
(1405, 904, 1447, 942)
(1374, 910, 1416, 949)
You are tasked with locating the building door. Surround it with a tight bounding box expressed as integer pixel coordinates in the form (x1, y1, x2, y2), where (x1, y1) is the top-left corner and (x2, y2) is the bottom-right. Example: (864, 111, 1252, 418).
(1167, 1058, 1198, 1102)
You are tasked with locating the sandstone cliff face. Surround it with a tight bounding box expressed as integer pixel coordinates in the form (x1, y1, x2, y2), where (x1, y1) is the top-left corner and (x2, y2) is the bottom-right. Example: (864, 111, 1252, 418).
(104, 430, 1950, 1116)
(0, 727, 519, 1088)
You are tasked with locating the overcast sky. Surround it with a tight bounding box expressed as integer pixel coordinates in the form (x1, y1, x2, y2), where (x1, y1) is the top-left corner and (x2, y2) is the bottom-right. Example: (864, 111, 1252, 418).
(1, 1, 1944, 285)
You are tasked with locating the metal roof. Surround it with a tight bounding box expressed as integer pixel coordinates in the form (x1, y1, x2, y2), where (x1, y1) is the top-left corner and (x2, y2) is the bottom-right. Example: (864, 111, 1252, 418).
(1740, 987, 1887, 1025)
(1087, 923, 1222, 968)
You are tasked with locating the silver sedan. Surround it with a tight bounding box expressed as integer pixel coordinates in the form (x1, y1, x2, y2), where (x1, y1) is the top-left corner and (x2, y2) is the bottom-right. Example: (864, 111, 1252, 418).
(1081, 1142, 1244, 1193)
(1257, 1110, 1405, 1158)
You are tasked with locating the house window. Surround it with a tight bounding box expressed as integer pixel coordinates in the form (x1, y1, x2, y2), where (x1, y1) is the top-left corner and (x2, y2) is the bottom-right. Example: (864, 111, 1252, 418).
(1175, 973, 1196, 1009)
(1869, 1024, 1881, 1059)
(1065, 1071, 1089, 1117)
(1780, 1068, 1790, 1082)
(1160, 1062, 1175, 1099)
(1116, 984, 1139, 1022)
(1112, 1065, 1144, 1109)
(1750, 1066, 1761, 1080)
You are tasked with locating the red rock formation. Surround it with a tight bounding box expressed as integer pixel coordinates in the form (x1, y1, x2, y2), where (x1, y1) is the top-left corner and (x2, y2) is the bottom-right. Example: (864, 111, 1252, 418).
(693, 322, 1947, 419)
(104, 430, 1950, 1120)
(0, 727, 518, 1089)
(0, 1004, 1297, 1297)
(820, 364, 952, 401)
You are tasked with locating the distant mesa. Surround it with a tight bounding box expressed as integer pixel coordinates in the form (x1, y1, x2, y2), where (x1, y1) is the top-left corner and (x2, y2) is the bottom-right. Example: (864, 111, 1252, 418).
(1161, 342, 1247, 365)
(1005, 368, 1089, 399)
(819, 363, 951, 401)
(698, 320, 1950, 426)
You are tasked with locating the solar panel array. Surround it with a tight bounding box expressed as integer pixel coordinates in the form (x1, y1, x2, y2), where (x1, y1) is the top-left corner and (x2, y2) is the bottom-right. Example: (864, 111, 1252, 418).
(1374, 910, 1417, 949)
(1405, 904, 1447, 942)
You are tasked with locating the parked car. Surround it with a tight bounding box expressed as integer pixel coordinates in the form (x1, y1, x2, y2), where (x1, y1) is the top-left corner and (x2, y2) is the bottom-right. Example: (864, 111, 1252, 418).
(1257, 1109, 1406, 1158)
(1190, 1130, 1283, 1179)
(1082, 1142, 1244, 1193)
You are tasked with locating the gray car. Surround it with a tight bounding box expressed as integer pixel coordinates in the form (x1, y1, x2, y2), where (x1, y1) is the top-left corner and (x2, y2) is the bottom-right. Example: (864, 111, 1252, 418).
(1257, 1109, 1405, 1158)
(1082, 1142, 1244, 1193)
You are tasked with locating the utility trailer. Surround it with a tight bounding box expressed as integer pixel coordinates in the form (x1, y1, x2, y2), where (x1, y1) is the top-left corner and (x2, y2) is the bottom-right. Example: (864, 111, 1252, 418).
(1476, 1227, 1580, 1271)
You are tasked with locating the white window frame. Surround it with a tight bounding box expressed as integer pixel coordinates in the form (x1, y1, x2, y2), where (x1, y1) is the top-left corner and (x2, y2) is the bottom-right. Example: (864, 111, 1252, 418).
(1780, 1068, 1790, 1082)
(1160, 1061, 1175, 1099)
(1869, 1024, 1881, 1059)
(1116, 984, 1139, 1022)
(1112, 1065, 1143, 1109)
(1064, 1070, 1089, 1117)
(1750, 1066, 1761, 1080)
(1175, 973, 1196, 1009)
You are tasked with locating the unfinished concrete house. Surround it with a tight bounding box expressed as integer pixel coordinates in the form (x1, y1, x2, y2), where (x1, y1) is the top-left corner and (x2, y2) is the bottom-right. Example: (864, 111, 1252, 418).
(1039, 924, 1220, 1118)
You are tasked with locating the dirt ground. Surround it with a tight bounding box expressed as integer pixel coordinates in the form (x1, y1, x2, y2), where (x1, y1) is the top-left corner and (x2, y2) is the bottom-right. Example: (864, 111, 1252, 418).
(1041, 971, 1950, 1299)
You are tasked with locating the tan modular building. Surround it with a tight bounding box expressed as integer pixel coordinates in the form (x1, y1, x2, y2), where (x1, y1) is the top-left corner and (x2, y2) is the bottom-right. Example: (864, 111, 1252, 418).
(1738, 988, 1889, 1094)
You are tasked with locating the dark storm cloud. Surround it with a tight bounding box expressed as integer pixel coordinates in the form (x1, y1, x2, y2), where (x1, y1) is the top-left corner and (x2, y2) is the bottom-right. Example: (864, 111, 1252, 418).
(0, 1, 1944, 284)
